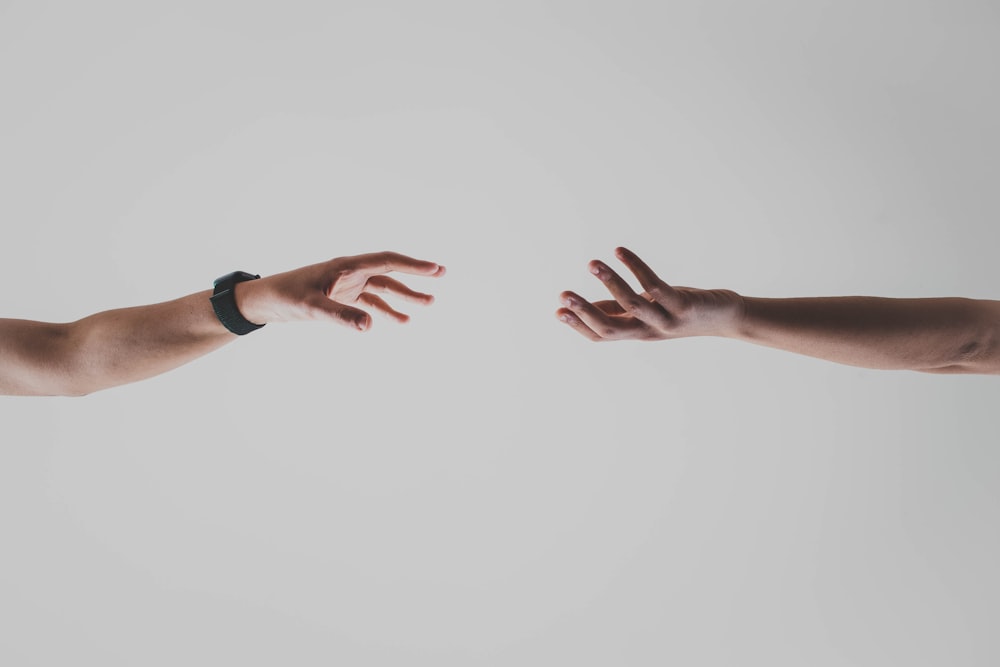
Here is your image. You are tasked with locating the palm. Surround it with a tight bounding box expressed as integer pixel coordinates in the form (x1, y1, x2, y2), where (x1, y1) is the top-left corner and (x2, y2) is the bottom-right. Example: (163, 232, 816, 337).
(592, 287, 741, 339)
(558, 248, 746, 342)
(326, 268, 372, 305)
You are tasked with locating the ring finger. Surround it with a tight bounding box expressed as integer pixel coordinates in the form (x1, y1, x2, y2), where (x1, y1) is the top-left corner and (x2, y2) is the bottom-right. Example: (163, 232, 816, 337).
(365, 275, 435, 304)
(561, 291, 639, 340)
(358, 293, 410, 322)
(556, 307, 602, 341)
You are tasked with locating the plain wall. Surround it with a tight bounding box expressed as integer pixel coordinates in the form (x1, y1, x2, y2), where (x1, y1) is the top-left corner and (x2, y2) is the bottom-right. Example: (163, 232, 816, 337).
(1, 1, 999, 665)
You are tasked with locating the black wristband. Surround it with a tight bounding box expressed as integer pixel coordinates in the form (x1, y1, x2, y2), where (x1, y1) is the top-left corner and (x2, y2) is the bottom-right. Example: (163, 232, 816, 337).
(211, 271, 265, 335)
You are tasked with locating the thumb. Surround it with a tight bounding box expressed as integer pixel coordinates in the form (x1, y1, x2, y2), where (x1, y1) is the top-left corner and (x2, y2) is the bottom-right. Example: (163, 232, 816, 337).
(309, 295, 372, 331)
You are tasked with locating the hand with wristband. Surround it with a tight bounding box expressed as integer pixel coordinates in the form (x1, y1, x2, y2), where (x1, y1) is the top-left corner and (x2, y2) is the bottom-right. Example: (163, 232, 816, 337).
(0, 251, 445, 396)
(229, 251, 445, 333)
(557, 246, 1000, 374)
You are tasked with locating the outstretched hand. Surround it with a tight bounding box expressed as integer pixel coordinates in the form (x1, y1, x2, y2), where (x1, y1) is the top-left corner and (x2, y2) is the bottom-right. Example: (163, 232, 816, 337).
(239, 251, 446, 331)
(556, 247, 744, 342)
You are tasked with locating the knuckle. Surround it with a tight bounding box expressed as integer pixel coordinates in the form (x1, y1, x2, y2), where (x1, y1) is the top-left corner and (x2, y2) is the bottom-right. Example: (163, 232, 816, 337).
(624, 298, 645, 315)
(647, 283, 674, 304)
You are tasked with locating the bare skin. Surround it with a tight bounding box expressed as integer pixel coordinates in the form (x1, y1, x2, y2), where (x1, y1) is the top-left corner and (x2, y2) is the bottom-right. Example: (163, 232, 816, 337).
(0, 251, 445, 396)
(557, 246, 1000, 375)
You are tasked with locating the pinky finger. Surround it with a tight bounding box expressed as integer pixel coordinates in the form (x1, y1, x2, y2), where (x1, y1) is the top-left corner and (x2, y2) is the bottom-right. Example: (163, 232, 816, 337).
(556, 308, 602, 342)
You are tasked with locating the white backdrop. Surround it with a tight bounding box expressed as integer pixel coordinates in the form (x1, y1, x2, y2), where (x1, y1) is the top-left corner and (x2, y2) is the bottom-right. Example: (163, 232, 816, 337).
(2, 1, 999, 665)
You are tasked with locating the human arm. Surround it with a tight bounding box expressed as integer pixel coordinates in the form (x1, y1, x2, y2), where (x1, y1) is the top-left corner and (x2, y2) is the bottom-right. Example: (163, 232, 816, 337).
(556, 246, 1000, 374)
(0, 251, 445, 396)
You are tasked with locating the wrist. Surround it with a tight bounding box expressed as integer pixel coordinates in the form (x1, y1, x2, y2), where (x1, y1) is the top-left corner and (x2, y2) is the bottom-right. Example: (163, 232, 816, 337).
(702, 289, 749, 339)
(708, 291, 750, 340)
(732, 295, 760, 342)
(233, 278, 270, 326)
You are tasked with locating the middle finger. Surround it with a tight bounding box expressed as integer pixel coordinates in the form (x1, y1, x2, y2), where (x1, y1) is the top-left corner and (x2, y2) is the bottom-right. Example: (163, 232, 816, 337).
(589, 260, 673, 329)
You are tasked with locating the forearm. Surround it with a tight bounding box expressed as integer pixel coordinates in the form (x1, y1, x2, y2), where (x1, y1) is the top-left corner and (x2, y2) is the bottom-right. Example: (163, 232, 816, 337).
(2, 251, 443, 396)
(1, 289, 237, 396)
(67, 289, 239, 394)
(734, 296, 1000, 373)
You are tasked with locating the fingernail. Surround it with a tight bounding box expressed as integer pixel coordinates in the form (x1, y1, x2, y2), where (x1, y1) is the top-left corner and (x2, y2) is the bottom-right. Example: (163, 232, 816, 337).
(562, 296, 576, 307)
(590, 264, 602, 275)
(559, 314, 571, 323)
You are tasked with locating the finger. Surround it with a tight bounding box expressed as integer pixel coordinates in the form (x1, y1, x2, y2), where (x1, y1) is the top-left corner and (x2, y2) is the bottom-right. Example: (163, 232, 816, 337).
(560, 291, 642, 340)
(365, 275, 435, 305)
(309, 295, 372, 331)
(351, 251, 445, 277)
(614, 247, 684, 310)
(589, 259, 673, 329)
(358, 292, 409, 323)
(593, 300, 626, 316)
(556, 308, 602, 342)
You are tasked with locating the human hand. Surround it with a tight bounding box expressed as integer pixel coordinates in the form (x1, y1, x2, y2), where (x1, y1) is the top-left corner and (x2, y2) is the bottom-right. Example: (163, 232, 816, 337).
(556, 246, 745, 342)
(237, 251, 446, 331)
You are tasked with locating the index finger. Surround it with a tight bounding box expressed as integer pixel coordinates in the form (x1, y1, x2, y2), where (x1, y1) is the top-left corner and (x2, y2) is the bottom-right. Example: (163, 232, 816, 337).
(351, 251, 446, 277)
(613, 247, 662, 292)
(590, 259, 673, 329)
(614, 246, 683, 310)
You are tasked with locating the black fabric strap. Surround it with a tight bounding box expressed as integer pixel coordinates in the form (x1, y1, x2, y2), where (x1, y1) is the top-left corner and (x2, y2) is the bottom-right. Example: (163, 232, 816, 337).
(211, 271, 265, 336)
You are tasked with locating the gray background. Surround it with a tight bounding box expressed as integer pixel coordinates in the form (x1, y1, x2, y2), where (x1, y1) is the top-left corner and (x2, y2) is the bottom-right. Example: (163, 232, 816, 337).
(2, 1, 999, 664)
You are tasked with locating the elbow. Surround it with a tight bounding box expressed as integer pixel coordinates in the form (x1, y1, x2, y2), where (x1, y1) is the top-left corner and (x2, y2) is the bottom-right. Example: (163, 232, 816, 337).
(952, 302, 1000, 373)
(956, 338, 984, 362)
(921, 333, 1000, 375)
(953, 328, 1000, 373)
(946, 339, 985, 370)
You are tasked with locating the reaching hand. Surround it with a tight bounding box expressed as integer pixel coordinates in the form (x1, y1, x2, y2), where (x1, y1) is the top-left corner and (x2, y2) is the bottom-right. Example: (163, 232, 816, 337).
(238, 251, 446, 331)
(556, 247, 744, 342)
